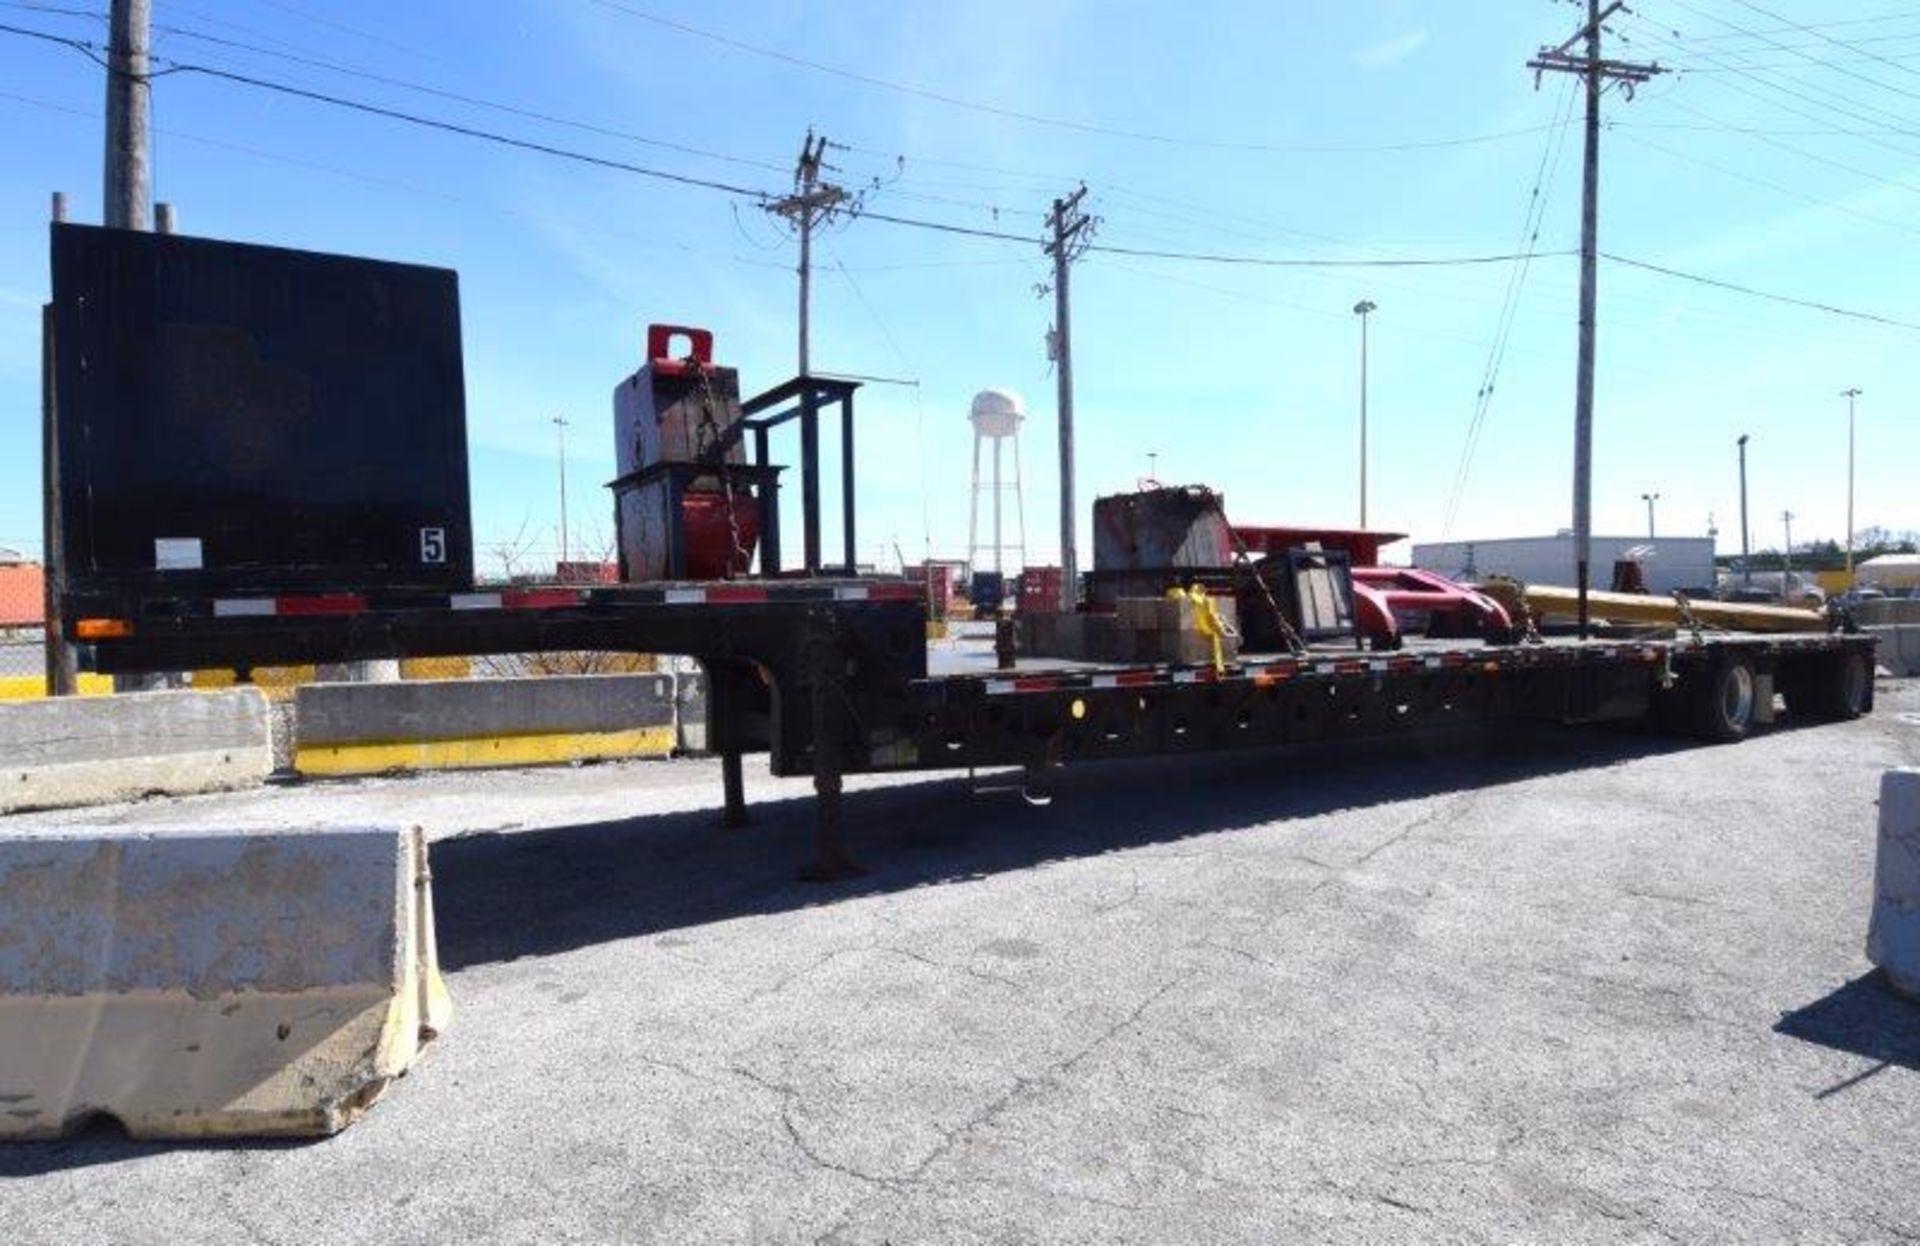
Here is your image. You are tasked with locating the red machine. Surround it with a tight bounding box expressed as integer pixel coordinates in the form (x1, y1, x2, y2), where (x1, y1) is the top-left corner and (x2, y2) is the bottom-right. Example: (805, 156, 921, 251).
(1233, 523, 1514, 648)
(1347, 565, 1515, 647)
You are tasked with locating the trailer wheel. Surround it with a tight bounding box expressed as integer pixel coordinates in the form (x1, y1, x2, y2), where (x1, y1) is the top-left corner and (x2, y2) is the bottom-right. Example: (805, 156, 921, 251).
(1689, 655, 1757, 743)
(1784, 650, 1872, 723)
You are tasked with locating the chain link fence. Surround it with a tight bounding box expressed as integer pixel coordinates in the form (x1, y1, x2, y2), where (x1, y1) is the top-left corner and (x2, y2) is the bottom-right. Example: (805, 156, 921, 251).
(0, 550, 52, 698)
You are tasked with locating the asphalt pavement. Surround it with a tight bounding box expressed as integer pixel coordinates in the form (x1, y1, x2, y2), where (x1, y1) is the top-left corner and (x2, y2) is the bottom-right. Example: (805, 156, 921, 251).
(4, 680, 1919, 1243)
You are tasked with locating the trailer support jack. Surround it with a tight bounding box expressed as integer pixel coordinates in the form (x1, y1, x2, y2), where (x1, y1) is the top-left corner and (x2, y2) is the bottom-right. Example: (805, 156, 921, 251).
(799, 616, 864, 883)
(719, 751, 749, 829)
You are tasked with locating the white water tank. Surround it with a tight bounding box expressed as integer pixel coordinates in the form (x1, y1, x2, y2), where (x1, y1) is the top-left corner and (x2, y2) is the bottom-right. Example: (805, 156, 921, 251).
(969, 388, 1026, 439)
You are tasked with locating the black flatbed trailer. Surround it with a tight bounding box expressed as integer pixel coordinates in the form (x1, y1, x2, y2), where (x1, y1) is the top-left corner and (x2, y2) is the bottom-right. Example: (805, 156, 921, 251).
(41, 221, 1879, 878)
(68, 580, 1877, 879)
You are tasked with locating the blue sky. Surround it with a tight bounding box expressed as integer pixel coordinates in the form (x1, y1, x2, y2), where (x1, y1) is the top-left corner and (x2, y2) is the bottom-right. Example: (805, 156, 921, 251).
(0, 0, 1912, 574)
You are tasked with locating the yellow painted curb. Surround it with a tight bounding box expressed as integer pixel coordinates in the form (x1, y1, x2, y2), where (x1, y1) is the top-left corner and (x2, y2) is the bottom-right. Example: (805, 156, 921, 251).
(0, 673, 114, 701)
(295, 725, 677, 776)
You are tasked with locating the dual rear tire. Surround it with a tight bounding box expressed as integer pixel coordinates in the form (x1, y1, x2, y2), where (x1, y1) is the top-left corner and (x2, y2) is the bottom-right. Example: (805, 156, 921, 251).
(1660, 648, 1872, 743)
(1781, 649, 1874, 724)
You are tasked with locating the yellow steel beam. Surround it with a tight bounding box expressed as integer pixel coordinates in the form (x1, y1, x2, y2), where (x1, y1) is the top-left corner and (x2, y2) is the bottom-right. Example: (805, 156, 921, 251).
(1520, 584, 1825, 633)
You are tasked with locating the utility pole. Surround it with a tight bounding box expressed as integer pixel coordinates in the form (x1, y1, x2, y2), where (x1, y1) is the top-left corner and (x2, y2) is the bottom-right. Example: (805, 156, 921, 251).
(766, 130, 848, 376)
(43, 192, 78, 696)
(1737, 434, 1751, 586)
(1044, 185, 1092, 611)
(1841, 387, 1861, 579)
(104, 0, 151, 230)
(552, 413, 570, 571)
(1641, 491, 1659, 540)
(1530, 1, 1662, 639)
(1353, 299, 1377, 529)
(1781, 509, 1795, 593)
(101, 0, 160, 690)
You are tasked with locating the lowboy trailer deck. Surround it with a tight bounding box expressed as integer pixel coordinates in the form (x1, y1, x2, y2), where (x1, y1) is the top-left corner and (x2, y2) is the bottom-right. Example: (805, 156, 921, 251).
(72, 583, 1876, 878)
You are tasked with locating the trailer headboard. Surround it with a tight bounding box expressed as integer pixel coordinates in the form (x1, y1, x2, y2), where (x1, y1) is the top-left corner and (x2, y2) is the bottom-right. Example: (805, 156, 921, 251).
(48, 223, 473, 619)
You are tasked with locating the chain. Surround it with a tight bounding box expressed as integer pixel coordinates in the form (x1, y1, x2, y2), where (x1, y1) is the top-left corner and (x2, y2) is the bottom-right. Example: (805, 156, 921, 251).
(1671, 590, 1706, 643)
(688, 357, 752, 579)
(1207, 492, 1304, 656)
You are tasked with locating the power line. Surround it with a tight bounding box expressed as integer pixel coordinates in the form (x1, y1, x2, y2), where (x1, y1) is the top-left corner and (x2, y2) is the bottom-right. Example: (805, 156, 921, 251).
(581, 0, 1571, 155)
(1082, 241, 1577, 267)
(151, 24, 794, 175)
(1611, 127, 1920, 238)
(1665, 0, 1920, 104)
(5, 22, 1911, 338)
(0, 86, 799, 272)
(1660, 9, 1920, 44)
(1647, 2, 1920, 121)
(853, 208, 1036, 246)
(1643, 95, 1920, 197)
(1619, 14, 1920, 161)
(0, 25, 1594, 268)
(1441, 77, 1579, 540)
(166, 62, 776, 198)
(1600, 253, 1920, 331)
(249, 0, 453, 68)
(1725, 0, 1920, 81)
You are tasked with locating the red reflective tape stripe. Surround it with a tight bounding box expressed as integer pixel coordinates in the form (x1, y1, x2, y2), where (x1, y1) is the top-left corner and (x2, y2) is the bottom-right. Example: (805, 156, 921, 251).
(502, 590, 582, 609)
(1441, 653, 1470, 667)
(274, 593, 367, 616)
(1389, 658, 1418, 673)
(866, 582, 922, 601)
(1114, 670, 1155, 687)
(1263, 663, 1297, 679)
(1334, 660, 1368, 675)
(706, 585, 770, 604)
(1012, 677, 1058, 693)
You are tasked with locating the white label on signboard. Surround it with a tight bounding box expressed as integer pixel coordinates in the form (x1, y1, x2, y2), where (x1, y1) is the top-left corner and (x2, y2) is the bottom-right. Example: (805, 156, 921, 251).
(155, 537, 203, 570)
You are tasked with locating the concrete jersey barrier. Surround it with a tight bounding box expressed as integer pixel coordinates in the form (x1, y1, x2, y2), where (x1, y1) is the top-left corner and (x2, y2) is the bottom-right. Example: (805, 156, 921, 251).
(0, 687, 271, 814)
(1869, 769, 1920, 1000)
(1863, 624, 1919, 678)
(294, 673, 677, 776)
(0, 824, 448, 1139)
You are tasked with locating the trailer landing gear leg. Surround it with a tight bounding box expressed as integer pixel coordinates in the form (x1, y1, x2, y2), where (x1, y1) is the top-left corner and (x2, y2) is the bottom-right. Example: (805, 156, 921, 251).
(800, 765, 862, 883)
(799, 617, 863, 882)
(719, 751, 749, 829)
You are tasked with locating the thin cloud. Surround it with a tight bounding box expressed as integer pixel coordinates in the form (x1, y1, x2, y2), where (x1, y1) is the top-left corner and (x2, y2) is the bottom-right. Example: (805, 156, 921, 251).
(1354, 29, 1428, 69)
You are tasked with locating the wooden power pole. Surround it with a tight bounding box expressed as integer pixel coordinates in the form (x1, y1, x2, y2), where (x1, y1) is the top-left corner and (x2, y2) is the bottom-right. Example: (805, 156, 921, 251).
(43, 192, 78, 696)
(766, 130, 848, 376)
(104, 0, 151, 231)
(1529, 1, 1661, 638)
(1044, 186, 1091, 611)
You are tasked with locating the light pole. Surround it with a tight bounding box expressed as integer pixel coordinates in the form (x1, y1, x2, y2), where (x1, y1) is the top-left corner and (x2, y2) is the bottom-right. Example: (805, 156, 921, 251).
(552, 413, 570, 571)
(1841, 387, 1861, 580)
(1640, 491, 1659, 540)
(1353, 299, 1376, 528)
(1737, 434, 1751, 586)
(1781, 509, 1795, 596)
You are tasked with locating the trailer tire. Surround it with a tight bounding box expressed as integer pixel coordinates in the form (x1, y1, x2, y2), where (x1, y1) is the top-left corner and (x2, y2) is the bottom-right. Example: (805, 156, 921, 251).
(1689, 655, 1757, 743)
(1784, 650, 1872, 723)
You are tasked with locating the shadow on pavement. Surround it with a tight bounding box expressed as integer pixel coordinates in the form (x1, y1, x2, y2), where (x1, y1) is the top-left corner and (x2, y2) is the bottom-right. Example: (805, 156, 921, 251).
(430, 720, 1696, 970)
(0, 1114, 322, 1178)
(1776, 971, 1920, 1095)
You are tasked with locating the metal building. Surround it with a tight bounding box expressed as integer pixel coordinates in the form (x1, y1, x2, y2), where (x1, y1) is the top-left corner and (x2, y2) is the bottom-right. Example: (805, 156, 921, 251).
(1413, 533, 1717, 595)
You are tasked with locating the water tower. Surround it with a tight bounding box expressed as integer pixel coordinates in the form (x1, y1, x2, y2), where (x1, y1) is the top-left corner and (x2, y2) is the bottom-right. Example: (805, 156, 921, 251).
(968, 387, 1027, 576)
